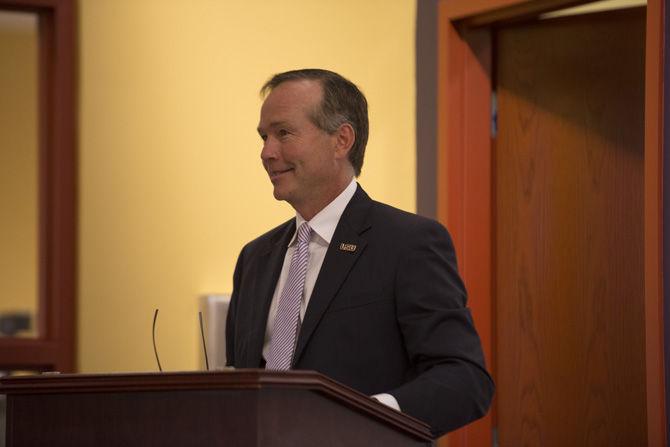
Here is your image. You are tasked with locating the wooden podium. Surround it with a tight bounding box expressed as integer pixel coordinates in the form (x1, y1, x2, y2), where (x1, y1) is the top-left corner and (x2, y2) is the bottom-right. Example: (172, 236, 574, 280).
(0, 369, 432, 446)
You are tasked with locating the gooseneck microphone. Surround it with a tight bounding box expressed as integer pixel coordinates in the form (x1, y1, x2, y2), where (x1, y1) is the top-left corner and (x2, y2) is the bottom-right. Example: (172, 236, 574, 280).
(152, 309, 210, 372)
(199, 311, 210, 371)
(152, 308, 163, 372)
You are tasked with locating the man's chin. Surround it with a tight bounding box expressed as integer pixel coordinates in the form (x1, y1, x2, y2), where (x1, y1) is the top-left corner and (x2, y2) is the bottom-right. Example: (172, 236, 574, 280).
(272, 187, 290, 202)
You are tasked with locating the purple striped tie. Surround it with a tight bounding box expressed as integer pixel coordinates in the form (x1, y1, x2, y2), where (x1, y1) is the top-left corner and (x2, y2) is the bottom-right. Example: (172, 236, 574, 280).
(266, 222, 312, 370)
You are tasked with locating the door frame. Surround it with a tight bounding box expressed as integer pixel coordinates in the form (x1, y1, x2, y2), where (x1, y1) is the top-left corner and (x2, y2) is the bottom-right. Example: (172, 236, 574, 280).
(435, 1, 666, 446)
(0, 0, 77, 373)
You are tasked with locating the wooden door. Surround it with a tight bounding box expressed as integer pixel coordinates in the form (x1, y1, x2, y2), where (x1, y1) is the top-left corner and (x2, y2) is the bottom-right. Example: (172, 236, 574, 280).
(495, 7, 646, 446)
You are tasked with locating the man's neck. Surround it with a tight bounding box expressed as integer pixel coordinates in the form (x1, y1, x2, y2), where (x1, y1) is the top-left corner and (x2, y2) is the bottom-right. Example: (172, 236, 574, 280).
(293, 176, 355, 221)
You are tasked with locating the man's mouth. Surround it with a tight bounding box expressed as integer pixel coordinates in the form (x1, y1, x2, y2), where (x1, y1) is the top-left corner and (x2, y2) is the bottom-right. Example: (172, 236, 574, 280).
(268, 167, 293, 181)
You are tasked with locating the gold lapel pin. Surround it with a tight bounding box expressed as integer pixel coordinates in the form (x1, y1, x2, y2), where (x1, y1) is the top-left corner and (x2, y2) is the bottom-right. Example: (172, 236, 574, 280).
(339, 243, 357, 252)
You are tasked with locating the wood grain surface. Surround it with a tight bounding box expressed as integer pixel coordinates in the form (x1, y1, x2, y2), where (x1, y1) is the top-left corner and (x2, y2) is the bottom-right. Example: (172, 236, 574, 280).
(495, 7, 646, 446)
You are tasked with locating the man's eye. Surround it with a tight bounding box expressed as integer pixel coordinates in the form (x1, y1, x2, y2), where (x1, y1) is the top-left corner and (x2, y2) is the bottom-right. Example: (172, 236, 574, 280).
(259, 134, 267, 141)
(278, 129, 290, 137)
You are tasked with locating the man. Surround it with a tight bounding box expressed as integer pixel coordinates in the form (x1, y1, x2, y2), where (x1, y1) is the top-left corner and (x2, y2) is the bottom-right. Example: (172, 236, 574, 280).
(226, 69, 493, 437)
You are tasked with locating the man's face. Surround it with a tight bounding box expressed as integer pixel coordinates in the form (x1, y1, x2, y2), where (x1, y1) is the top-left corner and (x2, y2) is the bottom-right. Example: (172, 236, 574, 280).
(257, 80, 342, 213)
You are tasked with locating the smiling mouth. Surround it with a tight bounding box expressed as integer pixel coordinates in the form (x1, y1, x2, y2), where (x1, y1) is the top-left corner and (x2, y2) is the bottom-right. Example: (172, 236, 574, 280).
(268, 168, 293, 181)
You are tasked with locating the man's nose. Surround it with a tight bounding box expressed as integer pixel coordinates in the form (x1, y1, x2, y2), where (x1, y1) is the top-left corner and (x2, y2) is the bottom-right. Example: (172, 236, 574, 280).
(261, 138, 278, 160)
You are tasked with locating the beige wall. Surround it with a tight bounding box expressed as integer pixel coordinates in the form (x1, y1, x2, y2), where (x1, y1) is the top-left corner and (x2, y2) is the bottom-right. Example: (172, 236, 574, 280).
(78, 0, 416, 372)
(0, 13, 38, 335)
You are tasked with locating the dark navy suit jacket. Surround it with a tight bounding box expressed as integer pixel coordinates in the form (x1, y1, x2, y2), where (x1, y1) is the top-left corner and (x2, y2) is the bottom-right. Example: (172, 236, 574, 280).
(226, 186, 494, 436)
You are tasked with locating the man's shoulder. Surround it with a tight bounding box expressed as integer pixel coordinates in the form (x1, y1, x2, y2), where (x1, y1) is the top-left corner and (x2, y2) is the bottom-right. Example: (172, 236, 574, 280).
(368, 199, 447, 234)
(349, 186, 449, 241)
(241, 218, 293, 254)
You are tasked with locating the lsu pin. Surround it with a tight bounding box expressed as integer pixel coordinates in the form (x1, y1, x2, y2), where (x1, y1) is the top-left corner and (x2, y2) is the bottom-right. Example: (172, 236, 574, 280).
(339, 243, 357, 252)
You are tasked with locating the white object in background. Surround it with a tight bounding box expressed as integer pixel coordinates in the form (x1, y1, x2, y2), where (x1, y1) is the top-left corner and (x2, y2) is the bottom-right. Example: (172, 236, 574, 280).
(198, 294, 231, 370)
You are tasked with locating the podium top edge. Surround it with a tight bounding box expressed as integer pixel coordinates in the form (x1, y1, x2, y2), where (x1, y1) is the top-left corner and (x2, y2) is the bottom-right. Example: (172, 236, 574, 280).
(0, 369, 347, 393)
(0, 369, 433, 440)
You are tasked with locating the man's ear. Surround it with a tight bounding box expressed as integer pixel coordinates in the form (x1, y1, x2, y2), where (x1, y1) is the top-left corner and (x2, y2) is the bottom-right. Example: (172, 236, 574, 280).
(334, 123, 355, 159)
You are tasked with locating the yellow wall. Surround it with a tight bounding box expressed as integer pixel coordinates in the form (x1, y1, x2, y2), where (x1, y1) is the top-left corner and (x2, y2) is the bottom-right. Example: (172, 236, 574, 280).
(79, 0, 416, 372)
(0, 13, 38, 336)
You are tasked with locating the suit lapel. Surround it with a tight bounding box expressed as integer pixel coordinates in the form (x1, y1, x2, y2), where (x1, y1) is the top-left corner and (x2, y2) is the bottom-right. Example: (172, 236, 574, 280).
(242, 219, 295, 367)
(293, 187, 373, 364)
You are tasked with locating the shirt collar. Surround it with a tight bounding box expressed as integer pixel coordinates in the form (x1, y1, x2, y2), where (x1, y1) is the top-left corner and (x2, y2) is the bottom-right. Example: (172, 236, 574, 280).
(289, 178, 358, 246)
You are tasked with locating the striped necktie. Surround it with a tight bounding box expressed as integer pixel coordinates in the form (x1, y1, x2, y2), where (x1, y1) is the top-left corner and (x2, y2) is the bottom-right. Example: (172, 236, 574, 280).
(266, 222, 312, 370)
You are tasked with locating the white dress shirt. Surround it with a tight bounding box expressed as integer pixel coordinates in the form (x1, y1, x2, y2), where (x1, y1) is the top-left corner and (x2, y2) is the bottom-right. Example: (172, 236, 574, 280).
(262, 178, 400, 411)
